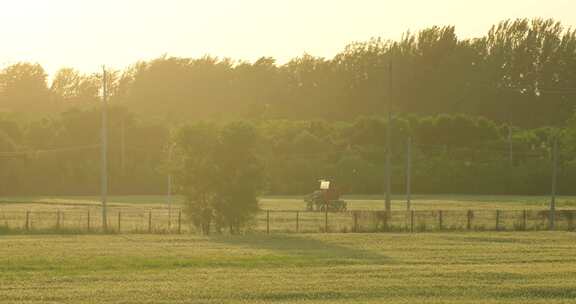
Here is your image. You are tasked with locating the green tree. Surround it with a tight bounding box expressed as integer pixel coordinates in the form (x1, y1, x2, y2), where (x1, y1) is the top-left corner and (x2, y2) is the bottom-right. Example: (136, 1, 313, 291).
(51, 68, 100, 105)
(212, 122, 264, 233)
(176, 122, 220, 234)
(176, 122, 263, 234)
(0, 63, 51, 113)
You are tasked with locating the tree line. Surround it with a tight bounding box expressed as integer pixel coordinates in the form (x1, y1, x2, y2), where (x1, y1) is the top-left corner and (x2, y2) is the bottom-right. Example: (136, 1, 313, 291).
(1, 18, 576, 127)
(1, 17, 576, 203)
(1, 107, 576, 198)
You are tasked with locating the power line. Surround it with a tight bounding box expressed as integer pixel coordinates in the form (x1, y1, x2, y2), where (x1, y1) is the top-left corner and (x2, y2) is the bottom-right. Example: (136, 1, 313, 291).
(411, 143, 549, 156)
(0, 144, 100, 157)
(464, 82, 576, 95)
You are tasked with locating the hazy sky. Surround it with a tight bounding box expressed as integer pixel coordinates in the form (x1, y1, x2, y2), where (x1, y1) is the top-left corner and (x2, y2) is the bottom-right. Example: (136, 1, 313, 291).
(1, 0, 575, 77)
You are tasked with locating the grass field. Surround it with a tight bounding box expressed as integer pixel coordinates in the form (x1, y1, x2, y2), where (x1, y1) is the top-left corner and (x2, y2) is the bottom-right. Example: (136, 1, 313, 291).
(2, 194, 574, 233)
(2, 194, 576, 210)
(0, 232, 575, 303)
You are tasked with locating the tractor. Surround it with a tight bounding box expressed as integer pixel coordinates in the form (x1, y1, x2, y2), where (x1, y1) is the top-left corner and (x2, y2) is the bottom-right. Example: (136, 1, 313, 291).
(304, 180, 347, 212)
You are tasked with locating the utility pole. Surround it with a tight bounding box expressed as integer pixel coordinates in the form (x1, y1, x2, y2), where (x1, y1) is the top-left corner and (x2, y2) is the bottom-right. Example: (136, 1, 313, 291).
(508, 124, 513, 167)
(406, 136, 412, 211)
(120, 119, 126, 176)
(550, 135, 558, 230)
(101, 67, 109, 231)
(167, 144, 174, 228)
(505, 123, 514, 195)
(384, 62, 393, 213)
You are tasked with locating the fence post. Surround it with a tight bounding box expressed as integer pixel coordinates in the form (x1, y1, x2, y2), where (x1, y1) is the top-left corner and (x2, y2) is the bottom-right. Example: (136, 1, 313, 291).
(549, 210, 556, 231)
(522, 210, 528, 231)
(324, 208, 328, 233)
(148, 210, 152, 233)
(56, 210, 61, 230)
(382, 211, 388, 232)
(438, 210, 443, 231)
(569, 210, 576, 231)
(25, 210, 30, 231)
(406, 136, 412, 211)
(177, 209, 182, 234)
(410, 210, 415, 233)
(266, 210, 270, 234)
(117, 211, 121, 233)
(87, 209, 91, 232)
(295, 211, 299, 233)
(467, 210, 473, 230)
(495, 210, 501, 231)
(353, 211, 358, 233)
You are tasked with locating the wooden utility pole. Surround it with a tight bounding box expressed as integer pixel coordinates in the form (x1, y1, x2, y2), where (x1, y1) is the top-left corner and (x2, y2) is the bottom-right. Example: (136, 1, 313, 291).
(167, 144, 174, 228)
(406, 136, 412, 211)
(508, 125, 513, 167)
(120, 119, 126, 176)
(384, 62, 393, 213)
(550, 135, 558, 230)
(101, 67, 109, 231)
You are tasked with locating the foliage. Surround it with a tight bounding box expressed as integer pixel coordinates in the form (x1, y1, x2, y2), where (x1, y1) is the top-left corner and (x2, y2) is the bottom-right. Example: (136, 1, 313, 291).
(1, 19, 576, 127)
(0, 108, 575, 196)
(176, 122, 264, 234)
(1, 18, 576, 197)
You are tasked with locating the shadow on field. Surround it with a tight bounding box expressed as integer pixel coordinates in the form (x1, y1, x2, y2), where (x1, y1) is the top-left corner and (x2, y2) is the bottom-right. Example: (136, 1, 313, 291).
(210, 234, 391, 263)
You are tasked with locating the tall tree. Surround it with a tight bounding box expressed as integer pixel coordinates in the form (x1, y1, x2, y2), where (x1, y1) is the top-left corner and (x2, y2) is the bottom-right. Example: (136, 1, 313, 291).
(51, 68, 100, 105)
(176, 122, 263, 234)
(0, 63, 50, 112)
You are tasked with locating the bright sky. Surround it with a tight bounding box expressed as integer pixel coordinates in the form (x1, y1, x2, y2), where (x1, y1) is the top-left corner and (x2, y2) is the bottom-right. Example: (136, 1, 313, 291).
(1, 0, 575, 77)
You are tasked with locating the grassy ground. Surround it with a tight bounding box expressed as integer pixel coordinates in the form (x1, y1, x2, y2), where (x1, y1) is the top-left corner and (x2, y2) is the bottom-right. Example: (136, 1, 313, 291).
(2, 195, 574, 233)
(0, 232, 575, 303)
(2, 194, 576, 210)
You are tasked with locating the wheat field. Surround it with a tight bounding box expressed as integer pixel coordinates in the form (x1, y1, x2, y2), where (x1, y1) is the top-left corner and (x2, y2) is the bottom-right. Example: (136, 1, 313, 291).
(0, 232, 575, 303)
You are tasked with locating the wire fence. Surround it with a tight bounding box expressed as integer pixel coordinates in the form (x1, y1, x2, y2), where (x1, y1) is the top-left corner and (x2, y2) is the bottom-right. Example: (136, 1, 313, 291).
(257, 209, 576, 233)
(1, 207, 575, 234)
(0, 208, 182, 234)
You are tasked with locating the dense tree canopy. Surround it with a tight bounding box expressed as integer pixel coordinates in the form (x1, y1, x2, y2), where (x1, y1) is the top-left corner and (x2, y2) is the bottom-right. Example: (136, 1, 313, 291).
(0, 63, 51, 113)
(0, 107, 573, 196)
(1, 18, 575, 127)
(1, 18, 576, 197)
